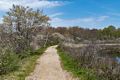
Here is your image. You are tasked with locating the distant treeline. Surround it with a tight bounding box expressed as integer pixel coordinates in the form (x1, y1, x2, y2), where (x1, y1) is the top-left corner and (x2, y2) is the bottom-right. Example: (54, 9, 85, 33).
(47, 25, 120, 41)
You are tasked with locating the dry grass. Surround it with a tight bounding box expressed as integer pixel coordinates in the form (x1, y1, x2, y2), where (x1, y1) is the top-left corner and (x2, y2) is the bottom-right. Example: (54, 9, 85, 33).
(59, 44, 120, 80)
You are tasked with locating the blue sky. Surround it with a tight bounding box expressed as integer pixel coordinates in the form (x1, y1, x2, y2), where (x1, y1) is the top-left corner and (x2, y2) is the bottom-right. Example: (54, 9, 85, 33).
(0, 0, 120, 29)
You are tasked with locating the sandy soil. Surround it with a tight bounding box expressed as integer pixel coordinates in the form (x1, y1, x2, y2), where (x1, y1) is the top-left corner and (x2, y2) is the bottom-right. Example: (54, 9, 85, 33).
(25, 45, 78, 80)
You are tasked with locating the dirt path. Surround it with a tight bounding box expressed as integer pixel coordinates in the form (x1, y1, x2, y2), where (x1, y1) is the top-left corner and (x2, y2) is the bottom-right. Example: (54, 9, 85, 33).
(26, 45, 78, 80)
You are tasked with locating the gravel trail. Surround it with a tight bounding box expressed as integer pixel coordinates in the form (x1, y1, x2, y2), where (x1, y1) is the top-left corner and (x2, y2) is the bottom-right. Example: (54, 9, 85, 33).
(26, 45, 78, 80)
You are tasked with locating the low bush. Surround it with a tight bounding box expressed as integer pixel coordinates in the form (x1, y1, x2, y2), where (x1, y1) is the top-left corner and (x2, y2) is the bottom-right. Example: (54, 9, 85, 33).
(0, 46, 48, 80)
(31, 46, 48, 55)
(59, 44, 120, 80)
(57, 46, 98, 80)
(0, 47, 19, 75)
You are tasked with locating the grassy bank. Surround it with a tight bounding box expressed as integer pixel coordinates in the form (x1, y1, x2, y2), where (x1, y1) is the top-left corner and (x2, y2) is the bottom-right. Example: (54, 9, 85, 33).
(0, 47, 48, 80)
(57, 46, 98, 80)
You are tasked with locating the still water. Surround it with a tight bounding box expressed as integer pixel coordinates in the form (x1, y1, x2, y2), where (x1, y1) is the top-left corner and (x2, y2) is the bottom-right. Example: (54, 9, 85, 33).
(116, 57, 120, 63)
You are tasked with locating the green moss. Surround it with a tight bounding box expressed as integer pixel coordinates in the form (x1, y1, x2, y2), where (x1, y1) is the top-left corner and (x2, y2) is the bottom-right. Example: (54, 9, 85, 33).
(57, 47, 99, 80)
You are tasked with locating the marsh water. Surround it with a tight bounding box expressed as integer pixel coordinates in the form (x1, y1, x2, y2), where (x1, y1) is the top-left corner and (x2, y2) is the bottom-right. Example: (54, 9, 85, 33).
(116, 57, 120, 63)
(96, 45, 120, 64)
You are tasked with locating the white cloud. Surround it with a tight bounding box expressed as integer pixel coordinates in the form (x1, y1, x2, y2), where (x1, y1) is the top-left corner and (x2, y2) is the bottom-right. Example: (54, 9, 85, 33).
(49, 12, 63, 18)
(0, 18, 3, 23)
(107, 12, 120, 17)
(96, 16, 109, 22)
(0, 0, 64, 11)
(51, 16, 109, 27)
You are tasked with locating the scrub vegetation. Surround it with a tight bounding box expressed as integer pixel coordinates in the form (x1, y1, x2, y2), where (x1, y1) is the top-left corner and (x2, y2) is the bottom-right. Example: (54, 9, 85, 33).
(0, 4, 120, 80)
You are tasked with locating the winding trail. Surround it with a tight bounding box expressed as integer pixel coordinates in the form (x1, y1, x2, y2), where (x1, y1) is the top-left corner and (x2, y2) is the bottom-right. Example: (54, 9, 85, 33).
(26, 45, 78, 80)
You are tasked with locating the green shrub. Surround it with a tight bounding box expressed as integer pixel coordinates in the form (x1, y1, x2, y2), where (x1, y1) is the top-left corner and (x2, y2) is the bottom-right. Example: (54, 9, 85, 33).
(0, 48, 19, 75)
(0, 46, 48, 80)
(18, 49, 32, 59)
(31, 47, 47, 55)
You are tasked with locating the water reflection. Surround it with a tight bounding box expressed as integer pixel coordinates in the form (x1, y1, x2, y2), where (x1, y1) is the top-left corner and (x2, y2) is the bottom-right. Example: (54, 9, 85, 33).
(116, 57, 120, 63)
